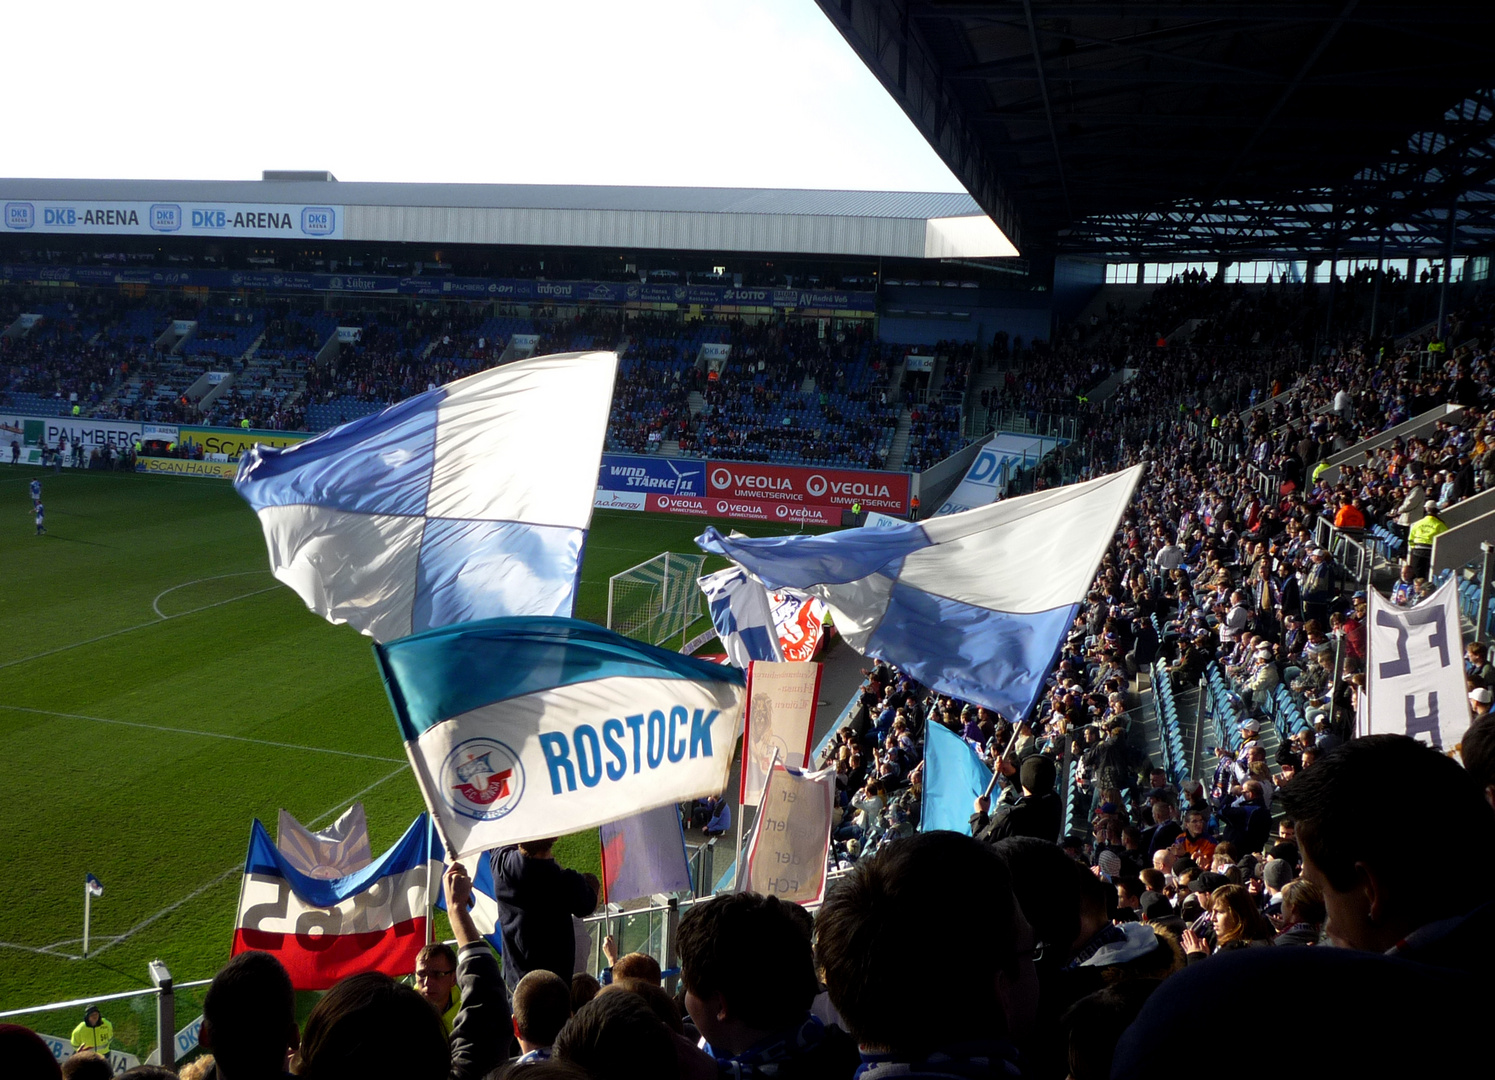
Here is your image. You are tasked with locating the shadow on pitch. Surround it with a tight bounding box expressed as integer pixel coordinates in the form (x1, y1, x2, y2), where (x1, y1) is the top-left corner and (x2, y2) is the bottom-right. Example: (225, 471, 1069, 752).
(42, 533, 111, 547)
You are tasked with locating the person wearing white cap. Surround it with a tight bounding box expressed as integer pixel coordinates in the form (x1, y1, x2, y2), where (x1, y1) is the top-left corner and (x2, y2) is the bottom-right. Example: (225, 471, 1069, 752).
(1469, 686, 1493, 720)
(1242, 642, 1279, 710)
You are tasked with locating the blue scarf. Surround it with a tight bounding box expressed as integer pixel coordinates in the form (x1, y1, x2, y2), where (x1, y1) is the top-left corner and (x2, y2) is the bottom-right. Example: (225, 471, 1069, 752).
(854, 1039, 1023, 1080)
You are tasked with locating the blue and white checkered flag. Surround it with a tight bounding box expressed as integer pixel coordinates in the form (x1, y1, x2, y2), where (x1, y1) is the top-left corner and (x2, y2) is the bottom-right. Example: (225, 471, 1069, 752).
(234, 352, 618, 642)
(698, 564, 784, 667)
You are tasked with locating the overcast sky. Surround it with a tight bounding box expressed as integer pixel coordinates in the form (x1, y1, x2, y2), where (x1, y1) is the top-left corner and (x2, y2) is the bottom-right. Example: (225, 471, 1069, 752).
(5, 1, 966, 193)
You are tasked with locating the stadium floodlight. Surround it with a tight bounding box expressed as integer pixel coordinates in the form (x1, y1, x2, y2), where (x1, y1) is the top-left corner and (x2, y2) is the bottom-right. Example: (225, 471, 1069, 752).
(607, 551, 708, 651)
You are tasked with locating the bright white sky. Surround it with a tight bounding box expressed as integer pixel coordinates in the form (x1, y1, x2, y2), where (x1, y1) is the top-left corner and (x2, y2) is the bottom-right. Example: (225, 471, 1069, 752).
(4, 1, 966, 194)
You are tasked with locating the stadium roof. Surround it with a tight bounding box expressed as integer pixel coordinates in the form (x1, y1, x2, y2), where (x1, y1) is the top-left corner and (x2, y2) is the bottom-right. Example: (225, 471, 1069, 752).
(817, 1, 1495, 259)
(0, 177, 1017, 261)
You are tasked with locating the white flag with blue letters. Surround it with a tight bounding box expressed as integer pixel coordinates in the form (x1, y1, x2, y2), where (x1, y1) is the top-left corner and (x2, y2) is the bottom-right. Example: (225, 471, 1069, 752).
(697, 465, 1143, 720)
(375, 616, 747, 860)
(234, 351, 617, 642)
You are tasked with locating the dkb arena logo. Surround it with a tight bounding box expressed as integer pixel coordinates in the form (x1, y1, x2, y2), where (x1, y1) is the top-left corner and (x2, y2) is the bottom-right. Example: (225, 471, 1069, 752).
(441, 738, 525, 821)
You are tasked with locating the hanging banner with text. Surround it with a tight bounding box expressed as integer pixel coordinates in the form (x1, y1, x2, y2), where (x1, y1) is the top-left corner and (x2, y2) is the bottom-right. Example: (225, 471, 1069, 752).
(743, 763, 835, 905)
(742, 661, 823, 806)
(646, 493, 841, 526)
(1364, 578, 1470, 750)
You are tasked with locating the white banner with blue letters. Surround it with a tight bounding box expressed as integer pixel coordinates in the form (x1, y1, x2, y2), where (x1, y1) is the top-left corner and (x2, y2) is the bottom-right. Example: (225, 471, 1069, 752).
(1364, 577, 1470, 750)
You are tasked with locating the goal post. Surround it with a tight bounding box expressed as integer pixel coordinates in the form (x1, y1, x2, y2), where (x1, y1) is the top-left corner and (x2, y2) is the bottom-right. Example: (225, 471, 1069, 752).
(606, 551, 710, 650)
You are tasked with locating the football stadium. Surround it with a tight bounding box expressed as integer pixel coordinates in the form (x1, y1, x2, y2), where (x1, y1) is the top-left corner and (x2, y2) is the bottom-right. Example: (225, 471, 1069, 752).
(4, 3, 1495, 1077)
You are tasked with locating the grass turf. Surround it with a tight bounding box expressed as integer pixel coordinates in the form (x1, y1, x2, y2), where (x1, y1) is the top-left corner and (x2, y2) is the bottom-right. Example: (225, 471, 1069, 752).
(0, 466, 825, 1035)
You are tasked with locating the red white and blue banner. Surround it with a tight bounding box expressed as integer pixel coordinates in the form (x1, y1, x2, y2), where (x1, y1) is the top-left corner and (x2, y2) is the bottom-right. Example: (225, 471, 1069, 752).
(232, 814, 433, 990)
(375, 616, 748, 860)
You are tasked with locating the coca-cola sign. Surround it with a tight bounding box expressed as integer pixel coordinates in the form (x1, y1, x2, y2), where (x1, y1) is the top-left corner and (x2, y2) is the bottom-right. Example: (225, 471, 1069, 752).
(706, 460, 909, 514)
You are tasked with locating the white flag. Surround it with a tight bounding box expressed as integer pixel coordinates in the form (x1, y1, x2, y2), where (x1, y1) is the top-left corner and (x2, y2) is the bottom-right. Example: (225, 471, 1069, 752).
(743, 763, 836, 905)
(699, 564, 785, 668)
(741, 661, 823, 807)
(276, 804, 373, 880)
(1365, 577, 1470, 750)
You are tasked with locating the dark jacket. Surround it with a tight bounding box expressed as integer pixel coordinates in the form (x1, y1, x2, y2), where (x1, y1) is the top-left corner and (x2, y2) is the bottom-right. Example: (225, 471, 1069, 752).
(1273, 923, 1321, 947)
(449, 942, 510, 1080)
(971, 790, 1064, 845)
(490, 847, 597, 993)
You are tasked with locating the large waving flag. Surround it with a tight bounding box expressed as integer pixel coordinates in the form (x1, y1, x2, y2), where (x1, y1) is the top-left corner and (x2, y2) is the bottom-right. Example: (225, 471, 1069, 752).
(922, 719, 993, 834)
(233, 814, 432, 990)
(697, 466, 1143, 719)
(276, 804, 373, 880)
(600, 804, 693, 904)
(375, 616, 747, 861)
(698, 564, 785, 667)
(234, 351, 618, 642)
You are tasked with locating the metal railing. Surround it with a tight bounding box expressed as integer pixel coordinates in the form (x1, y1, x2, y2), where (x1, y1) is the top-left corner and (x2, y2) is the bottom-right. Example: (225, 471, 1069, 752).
(0, 965, 210, 1070)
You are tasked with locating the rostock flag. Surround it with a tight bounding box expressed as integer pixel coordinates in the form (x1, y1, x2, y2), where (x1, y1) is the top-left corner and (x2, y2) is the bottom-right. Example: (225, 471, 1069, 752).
(921, 719, 993, 835)
(276, 803, 373, 880)
(697, 465, 1143, 719)
(599, 803, 693, 904)
(234, 351, 618, 642)
(375, 616, 747, 861)
(232, 813, 432, 990)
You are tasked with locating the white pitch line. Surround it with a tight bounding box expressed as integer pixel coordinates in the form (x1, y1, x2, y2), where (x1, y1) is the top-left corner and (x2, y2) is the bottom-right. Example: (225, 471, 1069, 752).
(152, 570, 272, 619)
(0, 578, 281, 671)
(0, 762, 412, 961)
(0, 705, 406, 763)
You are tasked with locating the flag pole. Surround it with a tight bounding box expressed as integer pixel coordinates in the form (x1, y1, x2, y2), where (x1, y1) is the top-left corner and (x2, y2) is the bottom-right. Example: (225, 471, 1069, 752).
(424, 814, 436, 945)
(82, 882, 91, 959)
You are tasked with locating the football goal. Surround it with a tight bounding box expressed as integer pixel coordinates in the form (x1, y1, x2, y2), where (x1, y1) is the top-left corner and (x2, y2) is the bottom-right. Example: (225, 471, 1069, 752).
(607, 551, 709, 650)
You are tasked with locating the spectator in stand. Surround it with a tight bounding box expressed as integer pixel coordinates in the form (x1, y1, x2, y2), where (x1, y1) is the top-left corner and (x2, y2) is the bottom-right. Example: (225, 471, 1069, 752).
(491, 840, 600, 995)
(1274, 878, 1326, 945)
(61, 1054, 112, 1080)
(1462, 714, 1495, 810)
(511, 970, 573, 1065)
(1, 1024, 62, 1080)
(198, 950, 298, 1080)
(675, 891, 858, 1078)
(413, 942, 460, 1035)
(815, 831, 1036, 1079)
(1278, 734, 1495, 967)
(971, 753, 1061, 842)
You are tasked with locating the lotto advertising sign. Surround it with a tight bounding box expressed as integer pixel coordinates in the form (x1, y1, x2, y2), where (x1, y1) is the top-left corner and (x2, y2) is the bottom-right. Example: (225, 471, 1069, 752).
(647, 493, 840, 526)
(706, 460, 910, 514)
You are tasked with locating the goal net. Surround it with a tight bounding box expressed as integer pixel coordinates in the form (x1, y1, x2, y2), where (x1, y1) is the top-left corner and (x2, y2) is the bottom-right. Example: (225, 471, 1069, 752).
(607, 552, 709, 650)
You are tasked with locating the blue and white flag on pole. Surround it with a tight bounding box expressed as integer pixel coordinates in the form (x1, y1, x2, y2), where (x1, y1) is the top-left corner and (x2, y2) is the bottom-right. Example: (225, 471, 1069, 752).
(85, 873, 103, 898)
(433, 838, 504, 954)
(235, 351, 618, 642)
(698, 564, 785, 667)
(698, 465, 1143, 719)
(921, 719, 992, 835)
(375, 616, 748, 860)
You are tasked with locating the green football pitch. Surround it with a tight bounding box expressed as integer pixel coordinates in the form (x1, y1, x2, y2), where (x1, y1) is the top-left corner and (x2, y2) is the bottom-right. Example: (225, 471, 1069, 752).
(0, 466, 825, 1026)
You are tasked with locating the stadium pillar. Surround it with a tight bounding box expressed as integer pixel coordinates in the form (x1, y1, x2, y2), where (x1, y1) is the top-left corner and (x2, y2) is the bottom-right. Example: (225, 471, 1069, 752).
(149, 960, 175, 1070)
(1369, 236, 1386, 340)
(1478, 542, 1494, 645)
(1436, 198, 1458, 342)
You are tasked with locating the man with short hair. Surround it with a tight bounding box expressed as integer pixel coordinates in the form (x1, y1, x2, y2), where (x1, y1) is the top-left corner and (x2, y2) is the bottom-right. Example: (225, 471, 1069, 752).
(199, 952, 298, 1080)
(971, 753, 1061, 843)
(1278, 735, 1495, 969)
(414, 941, 460, 1035)
(676, 891, 858, 1078)
(491, 839, 599, 994)
(511, 970, 572, 1064)
(1141, 792, 1183, 855)
(815, 831, 1036, 1078)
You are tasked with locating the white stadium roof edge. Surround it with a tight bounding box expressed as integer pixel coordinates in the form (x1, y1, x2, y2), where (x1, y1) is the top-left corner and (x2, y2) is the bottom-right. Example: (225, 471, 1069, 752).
(0, 177, 1017, 260)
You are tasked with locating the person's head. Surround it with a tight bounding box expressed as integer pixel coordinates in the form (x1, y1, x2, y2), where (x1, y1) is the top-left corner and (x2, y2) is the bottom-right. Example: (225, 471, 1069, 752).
(817, 831, 1036, 1056)
(1019, 754, 1057, 796)
(513, 970, 573, 1053)
(1059, 982, 1160, 1080)
(413, 942, 457, 1012)
(570, 972, 601, 1013)
(1279, 735, 1495, 951)
(1211, 885, 1274, 945)
(611, 951, 663, 984)
(60, 1052, 112, 1080)
(1149, 792, 1176, 823)
(201, 951, 298, 1080)
(1182, 809, 1207, 837)
(1281, 878, 1327, 928)
(295, 973, 448, 1080)
(82, 1007, 101, 1028)
(1462, 715, 1495, 810)
(676, 891, 817, 1054)
(553, 990, 678, 1080)
(596, 979, 684, 1036)
(0, 1024, 61, 1080)
(519, 837, 558, 858)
